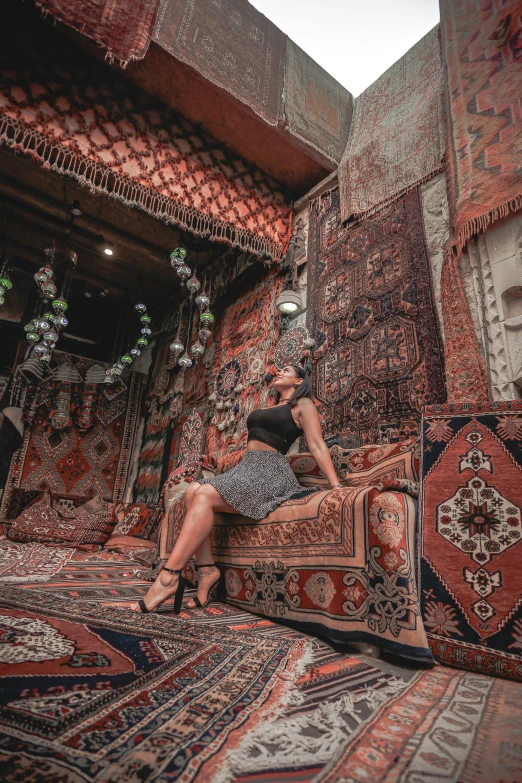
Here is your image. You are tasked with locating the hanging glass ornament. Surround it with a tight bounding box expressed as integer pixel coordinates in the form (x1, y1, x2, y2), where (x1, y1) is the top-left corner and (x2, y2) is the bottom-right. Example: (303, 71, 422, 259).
(33, 318, 50, 334)
(170, 247, 187, 264)
(34, 271, 48, 285)
(0, 276, 12, 290)
(130, 347, 141, 358)
(104, 374, 115, 384)
(135, 303, 147, 314)
(26, 331, 39, 343)
(200, 309, 215, 327)
(115, 361, 125, 371)
(198, 327, 212, 344)
(52, 298, 68, 313)
(0, 294, 5, 305)
(195, 293, 210, 312)
(120, 354, 133, 365)
(43, 330, 59, 345)
(190, 340, 205, 357)
(137, 337, 149, 348)
(178, 352, 193, 370)
(170, 338, 184, 355)
(186, 275, 201, 295)
(55, 315, 68, 329)
(41, 281, 57, 299)
(140, 327, 152, 336)
(34, 343, 50, 358)
(24, 323, 34, 333)
(177, 264, 191, 284)
(39, 266, 53, 278)
(42, 312, 55, 323)
(140, 314, 151, 325)
(110, 366, 123, 376)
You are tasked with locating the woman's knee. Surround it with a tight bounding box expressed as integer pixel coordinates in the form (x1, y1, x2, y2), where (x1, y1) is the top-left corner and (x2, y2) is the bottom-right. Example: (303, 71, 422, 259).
(184, 481, 200, 509)
(193, 484, 216, 508)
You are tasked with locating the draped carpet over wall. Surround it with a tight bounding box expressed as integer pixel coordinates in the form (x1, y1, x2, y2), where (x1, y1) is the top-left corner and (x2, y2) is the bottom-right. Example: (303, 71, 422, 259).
(308, 187, 446, 446)
(0, 36, 292, 260)
(441, 0, 522, 258)
(1, 353, 141, 515)
(339, 26, 445, 224)
(421, 401, 522, 682)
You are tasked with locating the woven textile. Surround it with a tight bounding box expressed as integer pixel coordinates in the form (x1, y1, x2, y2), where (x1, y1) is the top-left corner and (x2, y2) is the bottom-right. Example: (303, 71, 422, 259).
(206, 268, 283, 472)
(421, 402, 522, 681)
(1, 354, 141, 517)
(166, 481, 432, 663)
(339, 26, 444, 223)
(441, 0, 522, 258)
(0, 586, 308, 782)
(316, 666, 522, 783)
(154, 0, 286, 127)
(34, 0, 160, 66)
(9, 493, 115, 547)
(440, 252, 489, 402)
(108, 501, 163, 540)
(308, 187, 446, 446)
(0, 39, 291, 260)
(0, 541, 74, 583)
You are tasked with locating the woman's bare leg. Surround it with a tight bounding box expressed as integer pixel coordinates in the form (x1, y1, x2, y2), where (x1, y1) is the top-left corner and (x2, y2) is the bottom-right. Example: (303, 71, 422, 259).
(130, 484, 237, 612)
(182, 483, 216, 607)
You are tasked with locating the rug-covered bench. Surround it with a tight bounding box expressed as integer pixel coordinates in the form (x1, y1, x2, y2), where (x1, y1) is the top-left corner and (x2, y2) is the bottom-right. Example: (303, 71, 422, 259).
(161, 438, 433, 664)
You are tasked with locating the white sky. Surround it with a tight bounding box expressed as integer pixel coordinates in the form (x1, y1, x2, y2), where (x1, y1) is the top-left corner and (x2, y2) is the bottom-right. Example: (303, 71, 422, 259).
(250, 0, 440, 97)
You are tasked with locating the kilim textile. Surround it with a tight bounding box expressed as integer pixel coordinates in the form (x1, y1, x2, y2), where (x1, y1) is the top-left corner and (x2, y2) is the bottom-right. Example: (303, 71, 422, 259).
(33, 0, 160, 66)
(421, 401, 522, 681)
(0, 353, 141, 516)
(153, 0, 286, 127)
(441, 0, 522, 258)
(308, 187, 446, 446)
(0, 33, 291, 260)
(166, 480, 433, 664)
(206, 268, 283, 472)
(0, 585, 309, 782)
(316, 666, 522, 783)
(0, 541, 74, 583)
(338, 26, 445, 223)
(440, 252, 489, 402)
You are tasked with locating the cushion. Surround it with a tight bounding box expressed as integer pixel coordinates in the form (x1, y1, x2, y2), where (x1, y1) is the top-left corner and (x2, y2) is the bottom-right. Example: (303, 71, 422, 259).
(108, 502, 163, 542)
(3, 489, 94, 520)
(9, 492, 115, 547)
(288, 437, 420, 488)
(161, 457, 215, 511)
(103, 535, 157, 566)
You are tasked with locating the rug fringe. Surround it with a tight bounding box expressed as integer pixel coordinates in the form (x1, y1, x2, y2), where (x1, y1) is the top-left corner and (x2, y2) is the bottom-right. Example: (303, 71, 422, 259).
(454, 193, 522, 259)
(0, 116, 286, 261)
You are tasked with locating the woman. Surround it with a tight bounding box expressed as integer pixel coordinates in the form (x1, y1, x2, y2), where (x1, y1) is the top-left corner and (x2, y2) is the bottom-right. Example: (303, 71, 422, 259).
(131, 364, 342, 614)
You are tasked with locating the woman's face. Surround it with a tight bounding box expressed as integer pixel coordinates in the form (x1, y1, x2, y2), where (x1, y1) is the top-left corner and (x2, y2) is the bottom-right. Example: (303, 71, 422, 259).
(272, 365, 302, 393)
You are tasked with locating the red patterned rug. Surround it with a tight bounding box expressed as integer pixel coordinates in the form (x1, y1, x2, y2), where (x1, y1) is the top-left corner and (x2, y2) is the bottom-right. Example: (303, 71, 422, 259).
(1, 353, 141, 514)
(0, 585, 309, 782)
(441, 0, 522, 258)
(315, 665, 522, 783)
(339, 26, 444, 223)
(421, 402, 522, 681)
(308, 187, 445, 446)
(34, 0, 160, 66)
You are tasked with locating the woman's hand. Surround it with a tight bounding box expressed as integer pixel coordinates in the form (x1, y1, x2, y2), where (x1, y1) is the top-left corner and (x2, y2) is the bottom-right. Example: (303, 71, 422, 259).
(296, 399, 341, 488)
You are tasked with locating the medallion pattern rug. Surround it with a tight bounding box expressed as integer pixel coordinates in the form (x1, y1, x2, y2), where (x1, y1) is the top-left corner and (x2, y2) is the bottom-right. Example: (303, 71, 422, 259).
(421, 402, 522, 682)
(0, 586, 309, 783)
(339, 26, 444, 223)
(441, 0, 522, 258)
(308, 187, 445, 446)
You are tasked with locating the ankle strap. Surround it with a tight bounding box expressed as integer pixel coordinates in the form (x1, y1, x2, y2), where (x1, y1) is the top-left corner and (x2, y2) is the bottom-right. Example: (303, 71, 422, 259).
(162, 566, 182, 575)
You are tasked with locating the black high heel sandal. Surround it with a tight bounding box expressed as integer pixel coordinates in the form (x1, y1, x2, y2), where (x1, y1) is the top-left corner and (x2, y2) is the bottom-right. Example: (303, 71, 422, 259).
(187, 563, 222, 609)
(137, 567, 186, 615)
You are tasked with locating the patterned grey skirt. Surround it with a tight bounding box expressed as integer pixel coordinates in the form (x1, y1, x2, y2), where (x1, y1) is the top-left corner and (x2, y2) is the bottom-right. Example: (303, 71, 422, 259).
(198, 449, 322, 520)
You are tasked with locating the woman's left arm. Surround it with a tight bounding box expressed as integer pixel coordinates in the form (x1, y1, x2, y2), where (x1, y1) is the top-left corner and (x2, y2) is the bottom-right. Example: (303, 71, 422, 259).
(297, 399, 341, 488)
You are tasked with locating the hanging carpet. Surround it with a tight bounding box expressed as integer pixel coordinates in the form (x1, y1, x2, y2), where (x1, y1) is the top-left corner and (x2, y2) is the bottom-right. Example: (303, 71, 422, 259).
(33, 0, 160, 67)
(0, 585, 308, 783)
(308, 187, 445, 446)
(338, 26, 445, 224)
(0, 38, 292, 261)
(441, 0, 522, 258)
(1, 353, 141, 516)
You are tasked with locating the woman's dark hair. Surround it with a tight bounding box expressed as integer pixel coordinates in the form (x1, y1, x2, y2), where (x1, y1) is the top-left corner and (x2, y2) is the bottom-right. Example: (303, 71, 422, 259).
(275, 364, 314, 408)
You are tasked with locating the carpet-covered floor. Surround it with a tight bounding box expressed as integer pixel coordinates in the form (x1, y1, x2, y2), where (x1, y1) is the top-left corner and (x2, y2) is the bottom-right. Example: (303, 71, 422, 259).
(1, 554, 521, 782)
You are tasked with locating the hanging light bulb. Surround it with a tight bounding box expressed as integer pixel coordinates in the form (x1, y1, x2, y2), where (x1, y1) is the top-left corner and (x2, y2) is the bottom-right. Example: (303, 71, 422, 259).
(120, 354, 133, 365)
(130, 347, 141, 358)
(43, 330, 59, 346)
(177, 264, 191, 285)
(186, 275, 201, 295)
(41, 281, 57, 299)
(190, 340, 205, 357)
(52, 298, 68, 314)
(198, 327, 212, 344)
(170, 338, 184, 355)
(140, 314, 151, 325)
(195, 292, 210, 312)
(135, 303, 147, 314)
(178, 352, 193, 370)
(140, 327, 152, 337)
(200, 309, 215, 327)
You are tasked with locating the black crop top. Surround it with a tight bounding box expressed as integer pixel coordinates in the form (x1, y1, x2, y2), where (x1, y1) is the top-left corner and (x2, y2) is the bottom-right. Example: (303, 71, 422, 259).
(246, 403, 302, 454)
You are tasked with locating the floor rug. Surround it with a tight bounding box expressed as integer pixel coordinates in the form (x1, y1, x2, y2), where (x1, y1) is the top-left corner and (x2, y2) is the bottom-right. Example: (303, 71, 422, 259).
(0, 541, 74, 583)
(421, 401, 522, 682)
(0, 586, 309, 783)
(315, 665, 522, 783)
(441, 0, 522, 258)
(339, 26, 444, 223)
(308, 186, 445, 446)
